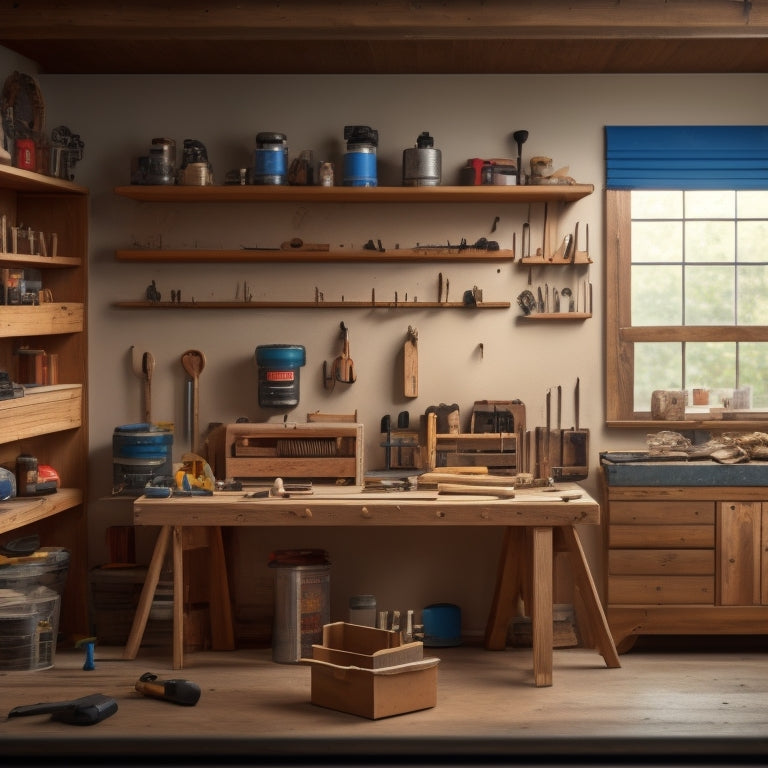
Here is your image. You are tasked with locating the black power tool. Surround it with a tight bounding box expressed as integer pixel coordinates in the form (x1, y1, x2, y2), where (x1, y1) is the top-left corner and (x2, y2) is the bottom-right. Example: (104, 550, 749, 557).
(135, 672, 201, 706)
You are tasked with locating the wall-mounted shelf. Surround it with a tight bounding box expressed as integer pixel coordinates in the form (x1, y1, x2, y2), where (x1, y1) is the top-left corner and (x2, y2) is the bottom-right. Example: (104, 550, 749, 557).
(116, 248, 516, 264)
(519, 255, 592, 266)
(114, 184, 594, 204)
(520, 312, 592, 321)
(113, 300, 511, 310)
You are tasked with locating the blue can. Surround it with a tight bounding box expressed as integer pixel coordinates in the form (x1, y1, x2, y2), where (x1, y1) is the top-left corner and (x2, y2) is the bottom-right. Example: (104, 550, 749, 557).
(253, 132, 288, 185)
(343, 125, 378, 187)
(255, 344, 306, 408)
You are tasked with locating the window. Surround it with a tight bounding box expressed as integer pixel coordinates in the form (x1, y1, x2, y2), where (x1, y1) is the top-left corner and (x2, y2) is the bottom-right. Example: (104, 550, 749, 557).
(604, 126, 768, 426)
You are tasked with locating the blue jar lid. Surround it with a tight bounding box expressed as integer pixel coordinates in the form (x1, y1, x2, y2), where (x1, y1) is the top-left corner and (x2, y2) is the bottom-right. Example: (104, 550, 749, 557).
(255, 344, 306, 367)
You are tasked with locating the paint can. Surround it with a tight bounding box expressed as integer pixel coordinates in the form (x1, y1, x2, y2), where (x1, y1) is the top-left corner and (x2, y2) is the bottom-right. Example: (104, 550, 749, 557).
(253, 132, 288, 185)
(255, 344, 306, 408)
(402, 131, 441, 186)
(343, 125, 378, 187)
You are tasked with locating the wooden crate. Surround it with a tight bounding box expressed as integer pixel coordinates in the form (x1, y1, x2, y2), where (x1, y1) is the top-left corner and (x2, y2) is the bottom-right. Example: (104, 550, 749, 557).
(223, 422, 363, 485)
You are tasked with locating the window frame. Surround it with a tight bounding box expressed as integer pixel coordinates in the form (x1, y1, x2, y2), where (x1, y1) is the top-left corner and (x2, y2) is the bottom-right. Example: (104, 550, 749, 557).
(604, 188, 768, 429)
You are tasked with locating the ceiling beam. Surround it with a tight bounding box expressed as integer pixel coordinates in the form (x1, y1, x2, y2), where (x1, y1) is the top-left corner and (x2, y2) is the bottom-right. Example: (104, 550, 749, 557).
(0, 0, 765, 42)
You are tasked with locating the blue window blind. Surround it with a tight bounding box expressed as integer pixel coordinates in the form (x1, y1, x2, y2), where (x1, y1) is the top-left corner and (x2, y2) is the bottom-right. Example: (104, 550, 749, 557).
(605, 126, 768, 190)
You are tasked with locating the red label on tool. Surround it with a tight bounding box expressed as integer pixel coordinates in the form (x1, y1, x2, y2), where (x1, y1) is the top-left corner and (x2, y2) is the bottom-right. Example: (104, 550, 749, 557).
(266, 371, 295, 382)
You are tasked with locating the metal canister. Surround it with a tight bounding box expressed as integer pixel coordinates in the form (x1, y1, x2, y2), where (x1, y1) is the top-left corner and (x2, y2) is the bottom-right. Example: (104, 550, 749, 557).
(255, 344, 306, 408)
(402, 131, 441, 186)
(343, 125, 378, 187)
(253, 132, 288, 185)
(146, 137, 176, 185)
(16, 454, 38, 497)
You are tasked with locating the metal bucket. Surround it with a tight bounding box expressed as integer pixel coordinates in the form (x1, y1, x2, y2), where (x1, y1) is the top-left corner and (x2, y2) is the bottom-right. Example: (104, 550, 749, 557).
(270, 560, 330, 663)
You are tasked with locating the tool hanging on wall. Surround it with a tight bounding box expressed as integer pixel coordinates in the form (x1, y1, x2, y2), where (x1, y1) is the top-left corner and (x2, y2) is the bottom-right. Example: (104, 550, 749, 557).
(403, 325, 418, 398)
(323, 321, 356, 390)
(181, 349, 206, 452)
(142, 351, 155, 424)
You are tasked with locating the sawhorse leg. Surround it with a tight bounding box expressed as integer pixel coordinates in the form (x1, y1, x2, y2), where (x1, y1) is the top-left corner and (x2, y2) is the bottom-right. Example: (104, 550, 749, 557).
(555, 525, 621, 670)
(485, 526, 554, 687)
(123, 524, 171, 661)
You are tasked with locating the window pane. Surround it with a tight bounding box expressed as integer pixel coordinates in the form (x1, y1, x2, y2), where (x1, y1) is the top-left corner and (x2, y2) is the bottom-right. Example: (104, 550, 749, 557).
(685, 265, 735, 325)
(739, 343, 768, 409)
(632, 221, 682, 263)
(632, 190, 682, 219)
(685, 190, 734, 218)
(634, 342, 681, 411)
(737, 190, 768, 218)
(736, 264, 768, 324)
(736, 220, 768, 262)
(632, 265, 682, 324)
(686, 342, 736, 392)
(685, 221, 734, 263)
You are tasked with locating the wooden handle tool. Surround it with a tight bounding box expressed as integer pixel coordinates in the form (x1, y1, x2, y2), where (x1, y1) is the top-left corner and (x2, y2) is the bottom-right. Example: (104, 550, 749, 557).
(403, 325, 418, 398)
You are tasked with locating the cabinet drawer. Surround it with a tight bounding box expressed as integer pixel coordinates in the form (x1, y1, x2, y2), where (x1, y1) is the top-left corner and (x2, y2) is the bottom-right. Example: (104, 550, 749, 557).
(609, 549, 714, 576)
(609, 500, 714, 525)
(608, 575, 714, 604)
(609, 524, 714, 549)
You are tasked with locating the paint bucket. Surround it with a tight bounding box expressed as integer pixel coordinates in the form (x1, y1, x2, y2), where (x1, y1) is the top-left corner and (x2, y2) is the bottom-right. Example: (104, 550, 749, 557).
(255, 344, 306, 408)
(112, 423, 173, 494)
(343, 125, 378, 187)
(269, 549, 330, 663)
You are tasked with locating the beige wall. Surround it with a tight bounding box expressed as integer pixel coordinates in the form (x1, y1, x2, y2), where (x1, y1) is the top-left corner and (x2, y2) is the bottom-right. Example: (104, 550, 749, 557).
(23, 68, 768, 636)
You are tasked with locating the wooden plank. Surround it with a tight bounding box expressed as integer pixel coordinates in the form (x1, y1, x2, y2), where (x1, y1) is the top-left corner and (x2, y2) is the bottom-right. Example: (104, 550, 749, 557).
(0, 487, 81, 534)
(610, 499, 715, 525)
(0, 385, 81, 443)
(0, 303, 84, 336)
(609, 524, 714, 549)
(717, 501, 762, 606)
(530, 527, 553, 687)
(608, 575, 714, 604)
(608, 549, 714, 576)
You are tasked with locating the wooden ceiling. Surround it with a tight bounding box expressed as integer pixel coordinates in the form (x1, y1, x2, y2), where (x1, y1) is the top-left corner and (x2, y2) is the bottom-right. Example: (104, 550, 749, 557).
(1, 0, 767, 75)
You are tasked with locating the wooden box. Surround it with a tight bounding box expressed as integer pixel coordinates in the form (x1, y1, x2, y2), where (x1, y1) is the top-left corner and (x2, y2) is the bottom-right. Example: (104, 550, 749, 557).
(303, 622, 439, 719)
(223, 422, 363, 485)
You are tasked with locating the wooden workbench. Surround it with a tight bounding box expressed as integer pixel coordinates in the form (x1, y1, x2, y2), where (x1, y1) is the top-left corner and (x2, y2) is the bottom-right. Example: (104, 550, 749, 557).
(124, 485, 620, 686)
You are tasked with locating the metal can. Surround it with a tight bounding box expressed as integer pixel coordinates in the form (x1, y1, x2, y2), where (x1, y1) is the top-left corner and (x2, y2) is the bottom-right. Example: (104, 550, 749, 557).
(253, 132, 288, 185)
(16, 454, 38, 496)
(343, 125, 378, 187)
(402, 131, 441, 186)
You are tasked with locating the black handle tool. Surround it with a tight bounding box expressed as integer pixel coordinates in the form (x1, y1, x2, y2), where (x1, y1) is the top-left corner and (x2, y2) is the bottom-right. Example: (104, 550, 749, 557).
(8, 693, 118, 725)
(135, 672, 201, 706)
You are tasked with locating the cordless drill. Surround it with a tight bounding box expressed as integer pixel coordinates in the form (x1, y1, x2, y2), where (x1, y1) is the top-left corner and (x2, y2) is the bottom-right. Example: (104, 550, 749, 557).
(134, 672, 201, 706)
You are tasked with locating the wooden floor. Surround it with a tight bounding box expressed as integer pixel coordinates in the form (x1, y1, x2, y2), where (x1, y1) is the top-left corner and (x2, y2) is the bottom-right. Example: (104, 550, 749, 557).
(2, 638, 767, 765)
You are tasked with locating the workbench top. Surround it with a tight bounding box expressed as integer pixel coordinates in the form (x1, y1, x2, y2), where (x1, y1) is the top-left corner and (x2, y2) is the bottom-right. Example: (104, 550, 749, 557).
(132, 483, 598, 527)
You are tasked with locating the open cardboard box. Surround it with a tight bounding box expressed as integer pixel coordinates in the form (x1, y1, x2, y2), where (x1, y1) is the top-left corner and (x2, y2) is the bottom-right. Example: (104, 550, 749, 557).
(302, 622, 439, 719)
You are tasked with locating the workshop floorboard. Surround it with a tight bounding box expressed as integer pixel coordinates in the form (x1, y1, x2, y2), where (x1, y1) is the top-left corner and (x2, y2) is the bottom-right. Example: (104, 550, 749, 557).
(2, 640, 767, 765)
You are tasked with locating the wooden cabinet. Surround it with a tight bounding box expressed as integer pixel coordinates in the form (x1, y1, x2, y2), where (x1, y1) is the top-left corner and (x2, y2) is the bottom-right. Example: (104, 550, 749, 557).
(0, 164, 89, 640)
(112, 183, 592, 310)
(601, 481, 768, 652)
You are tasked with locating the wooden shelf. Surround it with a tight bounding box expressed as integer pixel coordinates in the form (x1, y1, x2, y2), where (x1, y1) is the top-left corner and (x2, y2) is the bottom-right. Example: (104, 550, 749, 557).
(0, 253, 81, 268)
(0, 164, 87, 195)
(115, 248, 516, 264)
(0, 302, 85, 336)
(0, 384, 83, 443)
(607, 418, 768, 431)
(0, 487, 83, 535)
(113, 300, 511, 310)
(114, 183, 594, 204)
(519, 255, 593, 266)
(520, 312, 592, 321)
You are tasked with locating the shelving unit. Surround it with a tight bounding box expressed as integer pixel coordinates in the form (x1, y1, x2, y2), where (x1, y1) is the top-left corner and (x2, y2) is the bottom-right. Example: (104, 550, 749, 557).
(113, 183, 593, 311)
(0, 164, 89, 640)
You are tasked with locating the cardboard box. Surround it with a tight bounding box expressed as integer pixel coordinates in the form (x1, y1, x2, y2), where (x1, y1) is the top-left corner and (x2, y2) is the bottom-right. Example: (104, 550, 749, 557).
(303, 622, 439, 719)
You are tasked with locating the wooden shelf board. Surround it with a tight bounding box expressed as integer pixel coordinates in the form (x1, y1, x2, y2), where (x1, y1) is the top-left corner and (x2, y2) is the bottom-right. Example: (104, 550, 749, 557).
(0, 253, 80, 268)
(607, 419, 768, 431)
(113, 300, 511, 310)
(116, 248, 515, 263)
(114, 183, 594, 204)
(519, 312, 592, 320)
(0, 384, 83, 443)
(0, 487, 83, 535)
(519, 256, 593, 266)
(0, 165, 87, 195)
(0, 302, 85, 336)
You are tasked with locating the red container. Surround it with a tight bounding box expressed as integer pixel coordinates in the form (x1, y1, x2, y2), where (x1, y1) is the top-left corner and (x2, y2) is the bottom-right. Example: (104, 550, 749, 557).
(15, 139, 36, 171)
